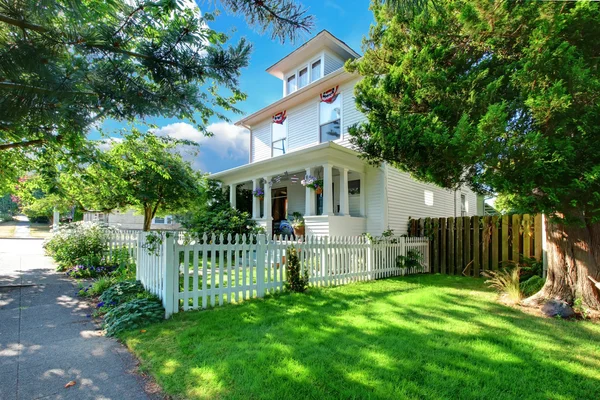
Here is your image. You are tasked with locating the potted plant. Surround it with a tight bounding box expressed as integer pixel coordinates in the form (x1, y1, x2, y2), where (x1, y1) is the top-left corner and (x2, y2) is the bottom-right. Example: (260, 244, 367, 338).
(252, 187, 264, 200)
(290, 212, 305, 237)
(301, 175, 324, 194)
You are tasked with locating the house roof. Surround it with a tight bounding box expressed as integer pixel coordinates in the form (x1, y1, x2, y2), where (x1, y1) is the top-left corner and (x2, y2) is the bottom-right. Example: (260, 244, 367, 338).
(236, 67, 359, 128)
(266, 30, 361, 79)
(209, 142, 367, 185)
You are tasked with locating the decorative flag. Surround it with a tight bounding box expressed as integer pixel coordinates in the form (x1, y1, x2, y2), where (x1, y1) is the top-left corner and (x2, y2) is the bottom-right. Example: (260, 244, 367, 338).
(272, 110, 287, 124)
(320, 86, 339, 103)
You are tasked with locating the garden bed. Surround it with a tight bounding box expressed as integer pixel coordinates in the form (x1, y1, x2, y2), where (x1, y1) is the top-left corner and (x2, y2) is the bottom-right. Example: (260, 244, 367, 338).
(120, 275, 600, 400)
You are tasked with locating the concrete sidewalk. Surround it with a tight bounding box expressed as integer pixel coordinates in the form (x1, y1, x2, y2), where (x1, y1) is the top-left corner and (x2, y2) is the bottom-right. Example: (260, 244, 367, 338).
(0, 239, 151, 400)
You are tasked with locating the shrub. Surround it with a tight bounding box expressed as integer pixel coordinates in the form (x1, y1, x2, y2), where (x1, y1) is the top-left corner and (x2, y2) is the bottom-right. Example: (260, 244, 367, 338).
(100, 280, 146, 305)
(483, 267, 522, 303)
(104, 297, 164, 336)
(66, 264, 118, 279)
(43, 222, 117, 269)
(396, 249, 424, 272)
(285, 246, 309, 293)
(89, 277, 114, 297)
(520, 275, 545, 297)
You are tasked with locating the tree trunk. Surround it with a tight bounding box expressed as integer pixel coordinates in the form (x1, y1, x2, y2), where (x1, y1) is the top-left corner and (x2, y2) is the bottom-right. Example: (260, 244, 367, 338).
(143, 206, 153, 232)
(524, 213, 600, 310)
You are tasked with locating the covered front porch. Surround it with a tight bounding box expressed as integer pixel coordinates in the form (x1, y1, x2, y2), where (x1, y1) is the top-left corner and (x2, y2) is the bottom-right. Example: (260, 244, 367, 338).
(210, 142, 367, 237)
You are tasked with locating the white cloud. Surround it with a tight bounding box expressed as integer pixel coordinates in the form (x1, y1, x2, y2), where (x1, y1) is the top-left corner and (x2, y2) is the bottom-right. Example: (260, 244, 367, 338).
(97, 137, 123, 152)
(155, 122, 249, 161)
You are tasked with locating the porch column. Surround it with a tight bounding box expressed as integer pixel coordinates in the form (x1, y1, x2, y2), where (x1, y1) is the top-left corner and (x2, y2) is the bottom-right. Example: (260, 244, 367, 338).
(229, 184, 237, 209)
(305, 167, 314, 216)
(263, 176, 273, 237)
(322, 164, 333, 216)
(252, 179, 260, 219)
(359, 172, 366, 217)
(339, 167, 349, 216)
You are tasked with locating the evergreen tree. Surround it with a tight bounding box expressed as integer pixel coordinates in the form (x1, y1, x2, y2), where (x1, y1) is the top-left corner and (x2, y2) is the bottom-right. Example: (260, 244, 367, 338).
(0, 0, 313, 192)
(348, 0, 600, 309)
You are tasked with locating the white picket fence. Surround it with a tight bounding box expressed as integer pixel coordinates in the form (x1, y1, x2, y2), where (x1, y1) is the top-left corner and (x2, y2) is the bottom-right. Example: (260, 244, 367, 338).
(106, 232, 429, 317)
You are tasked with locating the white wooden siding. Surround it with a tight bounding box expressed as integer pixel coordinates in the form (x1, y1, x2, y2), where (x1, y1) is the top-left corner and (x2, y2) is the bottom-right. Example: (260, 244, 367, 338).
(365, 165, 385, 235)
(385, 165, 478, 234)
(287, 99, 318, 151)
(339, 78, 366, 148)
(324, 51, 344, 75)
(251, 121, 271, 162)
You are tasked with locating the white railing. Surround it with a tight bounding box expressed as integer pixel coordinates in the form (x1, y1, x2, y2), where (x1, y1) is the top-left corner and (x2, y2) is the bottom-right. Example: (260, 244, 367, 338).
(106, 232, 430, 317)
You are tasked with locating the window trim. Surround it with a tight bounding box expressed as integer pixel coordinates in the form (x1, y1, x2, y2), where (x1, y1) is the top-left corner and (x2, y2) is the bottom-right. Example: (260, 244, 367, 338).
(318, 92, 343, 144)
(152, 215, 173, 225)
(271, 119, 288, 157)
(283, 54, 324, 96)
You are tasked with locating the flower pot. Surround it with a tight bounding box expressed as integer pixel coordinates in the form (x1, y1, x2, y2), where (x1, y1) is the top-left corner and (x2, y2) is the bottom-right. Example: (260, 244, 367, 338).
(258, 196, 264, 201)
(315, 187, 323, 195)
(293, 226, 305, 237)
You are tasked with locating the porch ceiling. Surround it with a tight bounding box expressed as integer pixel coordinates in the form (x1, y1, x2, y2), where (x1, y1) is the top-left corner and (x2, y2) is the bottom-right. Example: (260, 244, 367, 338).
(210, 142, 366, 185)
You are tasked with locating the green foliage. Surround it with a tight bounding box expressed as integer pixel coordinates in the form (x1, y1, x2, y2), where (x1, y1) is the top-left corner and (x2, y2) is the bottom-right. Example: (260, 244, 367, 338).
(13, 175, 73, 221)
(0, 0, 314, 192)
(43, 221, 115, 270)
(64, 131, 204, 231)
(483, 267, 522, 303)
(396, 249, 424, 272)
(290, 212, 304, 228)
(520, 275, 545, 298)
(348, 1, 600, 223)
(104, 297, 164, 337)
(285, 246, 309, 293)
(99, 280, 146, 306)
(182, 179, 264, 237)
(0, 194, 17, 215)
(89, 277, 114, 297)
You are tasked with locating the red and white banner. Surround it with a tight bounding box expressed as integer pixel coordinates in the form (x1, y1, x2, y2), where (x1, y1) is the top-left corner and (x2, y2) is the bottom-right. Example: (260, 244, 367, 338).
(320, 86, 339, 103)
(272, 110, 287, 124)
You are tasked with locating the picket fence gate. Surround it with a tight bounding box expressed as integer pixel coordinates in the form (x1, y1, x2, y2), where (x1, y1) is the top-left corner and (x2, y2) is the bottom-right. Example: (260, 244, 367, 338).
(109, 232, 430, 317)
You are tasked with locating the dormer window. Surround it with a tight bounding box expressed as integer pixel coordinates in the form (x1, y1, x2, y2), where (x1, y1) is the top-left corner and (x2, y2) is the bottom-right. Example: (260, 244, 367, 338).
(286, 75, 296, 95)
(311, 60, 322, 82)
(298, 67, 308, 89)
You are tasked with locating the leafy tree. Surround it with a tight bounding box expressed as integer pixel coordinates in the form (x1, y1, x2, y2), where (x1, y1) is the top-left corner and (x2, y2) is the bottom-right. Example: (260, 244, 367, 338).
(0, 0, 313, 192)
(67, 131, 204, 231)
(13, 175, 74, 222)
(348, 1, 600, 309)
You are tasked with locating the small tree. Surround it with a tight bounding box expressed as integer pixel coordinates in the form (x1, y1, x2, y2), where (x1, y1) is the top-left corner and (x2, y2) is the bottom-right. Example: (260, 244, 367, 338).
(68, 132, 204, 231)
(348, 1, 600, 309)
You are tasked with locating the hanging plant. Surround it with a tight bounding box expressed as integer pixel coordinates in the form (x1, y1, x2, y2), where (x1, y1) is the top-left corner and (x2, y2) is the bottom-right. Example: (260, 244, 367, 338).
(252, 187, 264, 200)
(301, 175, 324, 194)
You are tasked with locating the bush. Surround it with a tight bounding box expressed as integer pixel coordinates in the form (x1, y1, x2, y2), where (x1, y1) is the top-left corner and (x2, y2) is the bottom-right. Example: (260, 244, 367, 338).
(104, 297, 164, 336)
(396, 249, 424, 272)
(44, 222, 117, 269)
(285, 246, 309, 293)
(520, 275, 545, 297)
(66, 264, 119, 279)
(483, 267, 522, 303)
(100, 280, 146, 305)
(89, 277, 114, 297)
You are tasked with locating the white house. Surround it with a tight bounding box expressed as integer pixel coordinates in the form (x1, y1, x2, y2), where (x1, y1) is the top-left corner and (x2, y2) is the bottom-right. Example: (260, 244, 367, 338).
(83, 210, 181, 231)
(211, 30, 478, 237)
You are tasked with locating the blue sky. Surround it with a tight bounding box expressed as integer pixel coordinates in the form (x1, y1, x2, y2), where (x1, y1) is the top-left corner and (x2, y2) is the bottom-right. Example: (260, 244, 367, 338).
(97, 0, 374, 173)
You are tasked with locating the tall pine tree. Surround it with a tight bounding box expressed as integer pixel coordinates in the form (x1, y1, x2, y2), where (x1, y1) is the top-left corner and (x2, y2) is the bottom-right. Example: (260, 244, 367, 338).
(348, 0, 600, 310)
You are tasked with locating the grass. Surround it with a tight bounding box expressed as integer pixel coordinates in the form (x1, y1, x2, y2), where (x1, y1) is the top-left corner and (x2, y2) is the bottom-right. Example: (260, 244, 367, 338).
(29, 222, 52, 238)
(121, 275, 600, 400)
(0, 221, 16, 237)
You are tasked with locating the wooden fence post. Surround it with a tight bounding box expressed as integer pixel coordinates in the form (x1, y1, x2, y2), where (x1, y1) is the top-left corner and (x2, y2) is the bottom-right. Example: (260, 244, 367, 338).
(162, 235, 177, 318)
(473, 216, 480, 277)
(440, 218, 447, 274)
(256, 234, 266, 298)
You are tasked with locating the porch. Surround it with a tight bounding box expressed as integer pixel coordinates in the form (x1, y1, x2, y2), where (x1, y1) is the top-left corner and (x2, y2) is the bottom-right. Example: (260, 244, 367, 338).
(210, 142, 368, 237)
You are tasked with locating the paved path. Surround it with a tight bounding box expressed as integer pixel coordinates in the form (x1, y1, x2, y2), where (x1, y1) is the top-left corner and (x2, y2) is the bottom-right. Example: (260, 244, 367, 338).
(0, 239, 151, 400)
(12, 216, 31, 239)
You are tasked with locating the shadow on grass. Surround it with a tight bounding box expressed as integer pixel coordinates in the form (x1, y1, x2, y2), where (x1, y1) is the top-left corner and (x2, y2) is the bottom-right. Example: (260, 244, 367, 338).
(122, 274, 600, 400)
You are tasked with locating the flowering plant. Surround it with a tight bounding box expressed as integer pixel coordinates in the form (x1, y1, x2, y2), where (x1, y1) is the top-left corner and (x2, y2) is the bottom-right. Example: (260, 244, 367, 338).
(301, 175, 324, 192)
(252, 187, 264, 198)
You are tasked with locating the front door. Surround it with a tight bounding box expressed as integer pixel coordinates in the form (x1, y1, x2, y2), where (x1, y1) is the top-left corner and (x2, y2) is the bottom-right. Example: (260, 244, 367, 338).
(272, 187, 288, 223)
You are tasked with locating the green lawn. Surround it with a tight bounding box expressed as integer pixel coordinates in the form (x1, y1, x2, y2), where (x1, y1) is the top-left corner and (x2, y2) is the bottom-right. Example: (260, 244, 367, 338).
(121, 275, 600, 400)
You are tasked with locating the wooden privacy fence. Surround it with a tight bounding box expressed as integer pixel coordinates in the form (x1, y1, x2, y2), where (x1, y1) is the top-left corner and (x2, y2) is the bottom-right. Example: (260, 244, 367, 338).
(127, 233, 429, 317)
(408, 214, 543, 277)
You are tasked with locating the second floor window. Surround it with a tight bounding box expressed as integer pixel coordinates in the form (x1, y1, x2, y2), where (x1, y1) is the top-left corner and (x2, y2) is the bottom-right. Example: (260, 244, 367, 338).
(298, 67, 308, 89)
(272, 120, 288, 156)
(320, 94, 341, 142)
(286, 75, 296, 94)
(311, 60, 321, 82)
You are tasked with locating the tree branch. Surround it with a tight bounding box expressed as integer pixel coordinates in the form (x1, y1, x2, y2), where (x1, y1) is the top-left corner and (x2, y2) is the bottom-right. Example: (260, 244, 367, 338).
(0, 81, 96, 96)
(0, 135, 62, 151)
